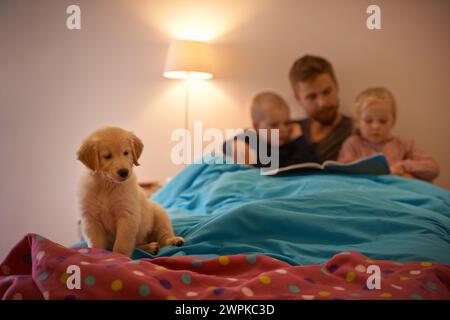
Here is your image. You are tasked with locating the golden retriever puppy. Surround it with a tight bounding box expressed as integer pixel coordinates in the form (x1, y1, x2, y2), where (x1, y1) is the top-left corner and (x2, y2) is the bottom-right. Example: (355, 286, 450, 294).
(77, 127, 184, 257)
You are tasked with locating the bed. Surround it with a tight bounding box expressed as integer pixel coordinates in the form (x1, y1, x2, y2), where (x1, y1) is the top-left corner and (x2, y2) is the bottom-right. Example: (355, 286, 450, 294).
(1, 157, 449, 300)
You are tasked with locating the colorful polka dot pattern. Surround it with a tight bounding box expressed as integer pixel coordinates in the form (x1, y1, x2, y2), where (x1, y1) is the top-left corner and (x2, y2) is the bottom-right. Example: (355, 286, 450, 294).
(0, 234, 449, 300)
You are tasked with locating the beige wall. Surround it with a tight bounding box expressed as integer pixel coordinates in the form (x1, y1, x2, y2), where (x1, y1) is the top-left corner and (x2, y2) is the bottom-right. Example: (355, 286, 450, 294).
(1, 0, 449, 259)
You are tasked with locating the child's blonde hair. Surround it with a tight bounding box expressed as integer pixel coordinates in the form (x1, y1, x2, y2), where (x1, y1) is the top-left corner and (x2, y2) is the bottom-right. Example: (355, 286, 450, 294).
(250, 91, 289, 123)
(355, 87, 397, 119)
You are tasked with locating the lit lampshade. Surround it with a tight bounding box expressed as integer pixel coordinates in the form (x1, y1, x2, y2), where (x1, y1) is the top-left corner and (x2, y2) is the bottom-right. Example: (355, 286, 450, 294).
(163, 39, 213, 80)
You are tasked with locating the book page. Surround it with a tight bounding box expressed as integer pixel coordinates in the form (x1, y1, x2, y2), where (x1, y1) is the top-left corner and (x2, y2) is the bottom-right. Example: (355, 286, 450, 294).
(261, 162, 324, 175)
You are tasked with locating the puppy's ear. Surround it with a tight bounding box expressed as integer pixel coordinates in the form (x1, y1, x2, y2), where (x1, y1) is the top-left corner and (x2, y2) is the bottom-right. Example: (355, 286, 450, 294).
(129, 133, 143, 166)
(77, 140, 99, 171)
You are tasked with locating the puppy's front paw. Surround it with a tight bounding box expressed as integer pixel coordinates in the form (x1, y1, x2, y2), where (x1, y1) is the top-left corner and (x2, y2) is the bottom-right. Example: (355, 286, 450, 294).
(112, 245, 133, 257)
(165, 236, 184, 247)
(139, 242, 159, 255)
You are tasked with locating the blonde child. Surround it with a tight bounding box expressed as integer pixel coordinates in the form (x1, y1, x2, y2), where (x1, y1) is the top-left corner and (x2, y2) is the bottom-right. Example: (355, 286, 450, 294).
(224, 91, 317, 167)
(338, 87, 439, 182)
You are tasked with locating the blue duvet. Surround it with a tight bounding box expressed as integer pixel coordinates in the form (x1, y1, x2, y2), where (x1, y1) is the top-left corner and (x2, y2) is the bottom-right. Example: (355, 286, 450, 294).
(145, 159, 450, 265)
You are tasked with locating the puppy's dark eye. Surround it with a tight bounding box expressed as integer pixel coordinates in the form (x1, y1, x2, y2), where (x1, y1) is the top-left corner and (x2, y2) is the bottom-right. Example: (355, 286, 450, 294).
(104, 154, 112, 160)
(124, 151, 129, 156)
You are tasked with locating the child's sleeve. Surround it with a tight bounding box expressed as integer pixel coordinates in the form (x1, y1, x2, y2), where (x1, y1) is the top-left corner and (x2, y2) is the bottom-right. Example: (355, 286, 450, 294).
(279, 135, 317, 167)
(222, 134, 256, 165)
(400, 141, 440, 182)
(337, 136, 361, 163)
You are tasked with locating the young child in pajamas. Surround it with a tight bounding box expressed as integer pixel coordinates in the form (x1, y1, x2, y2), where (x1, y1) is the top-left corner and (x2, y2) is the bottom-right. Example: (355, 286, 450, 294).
(224, 91, 317, 168)
(338, 87, 439, 182)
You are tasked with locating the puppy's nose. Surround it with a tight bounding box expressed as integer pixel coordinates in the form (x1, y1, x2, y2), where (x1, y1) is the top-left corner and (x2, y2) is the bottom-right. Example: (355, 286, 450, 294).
(117, 169, 129, 178)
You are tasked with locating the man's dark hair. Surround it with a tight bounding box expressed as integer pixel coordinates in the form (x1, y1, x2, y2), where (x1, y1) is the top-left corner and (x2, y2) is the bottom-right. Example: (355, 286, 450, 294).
(289, 55, 337, 92)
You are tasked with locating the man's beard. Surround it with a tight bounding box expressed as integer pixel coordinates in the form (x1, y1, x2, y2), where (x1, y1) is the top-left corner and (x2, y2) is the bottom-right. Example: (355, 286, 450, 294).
(311, 105, 338, 126)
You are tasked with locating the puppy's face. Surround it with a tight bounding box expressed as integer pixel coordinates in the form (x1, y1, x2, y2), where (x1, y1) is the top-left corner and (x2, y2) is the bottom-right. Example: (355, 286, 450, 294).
(77, 127, 144, 183)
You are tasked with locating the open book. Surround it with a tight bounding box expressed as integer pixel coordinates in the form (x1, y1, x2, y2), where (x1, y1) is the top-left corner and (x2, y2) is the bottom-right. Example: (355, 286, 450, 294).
(261, 153, 390, 176)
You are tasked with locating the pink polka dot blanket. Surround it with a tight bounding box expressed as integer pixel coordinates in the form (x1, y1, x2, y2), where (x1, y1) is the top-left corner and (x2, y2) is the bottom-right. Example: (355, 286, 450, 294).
(1, 234, 449, 300)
